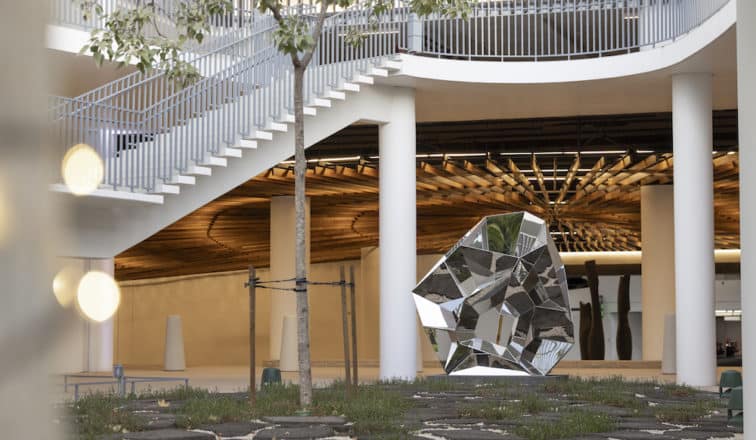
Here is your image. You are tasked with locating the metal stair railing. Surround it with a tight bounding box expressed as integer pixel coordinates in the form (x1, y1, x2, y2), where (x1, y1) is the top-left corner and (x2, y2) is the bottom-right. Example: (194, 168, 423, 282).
(50, 2, 407, 193)
(50, 0, 728, 195)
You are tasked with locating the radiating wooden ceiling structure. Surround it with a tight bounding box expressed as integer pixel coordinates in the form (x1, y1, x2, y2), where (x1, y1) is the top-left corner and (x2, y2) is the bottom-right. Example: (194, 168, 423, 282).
(115, 111, 740, 280)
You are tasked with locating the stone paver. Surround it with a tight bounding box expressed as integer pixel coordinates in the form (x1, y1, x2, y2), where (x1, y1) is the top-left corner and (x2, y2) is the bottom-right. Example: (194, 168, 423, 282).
(262, 416, 347, 426)
(198, 421, 268, 436)
(253, 425, 334, 439)
(422, 429, 515, 439)
(102, 429, 214, 439)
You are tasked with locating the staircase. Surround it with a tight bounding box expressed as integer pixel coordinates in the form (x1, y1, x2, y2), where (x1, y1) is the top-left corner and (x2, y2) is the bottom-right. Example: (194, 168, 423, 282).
(51, 5, 407, 203)
(49, 0, 729, 257)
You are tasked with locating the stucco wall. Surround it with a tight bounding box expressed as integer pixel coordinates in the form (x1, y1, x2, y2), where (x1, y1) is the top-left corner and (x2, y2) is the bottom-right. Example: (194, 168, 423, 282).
(114, 254, 442, 368)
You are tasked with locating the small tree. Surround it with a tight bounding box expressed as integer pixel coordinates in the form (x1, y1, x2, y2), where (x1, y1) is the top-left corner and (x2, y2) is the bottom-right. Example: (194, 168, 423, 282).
(79, 0, 468, 408)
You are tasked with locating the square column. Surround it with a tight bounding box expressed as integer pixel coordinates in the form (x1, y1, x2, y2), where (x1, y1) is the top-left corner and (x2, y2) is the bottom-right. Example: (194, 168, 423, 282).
(736, 0, 755, 435)
(672, 73, 716, 387)
(379, 87, 417, 380)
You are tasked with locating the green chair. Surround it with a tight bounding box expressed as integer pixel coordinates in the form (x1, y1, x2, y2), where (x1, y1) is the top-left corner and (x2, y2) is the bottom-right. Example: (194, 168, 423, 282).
(727, 386, 743, 425)
(719, 370, 743, 397)
(261, 367, 282, 387)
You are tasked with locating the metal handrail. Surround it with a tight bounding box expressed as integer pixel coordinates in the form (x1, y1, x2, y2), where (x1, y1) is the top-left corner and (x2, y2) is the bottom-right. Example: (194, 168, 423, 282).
(49, 0, 728, 195)
(401, 0, 730, 60)
(50, 1, 405, 193)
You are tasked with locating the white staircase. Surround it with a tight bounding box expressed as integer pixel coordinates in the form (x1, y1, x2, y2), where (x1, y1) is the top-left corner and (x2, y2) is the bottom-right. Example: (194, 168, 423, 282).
(51, 5, 409, 257)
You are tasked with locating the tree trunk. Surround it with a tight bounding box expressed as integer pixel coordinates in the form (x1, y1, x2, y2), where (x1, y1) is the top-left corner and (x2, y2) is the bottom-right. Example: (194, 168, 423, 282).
(293, 65, 312, 407)
(584, 260, 605, 360)
(579, 302, 592, 360)
(616, 274, 633, 360)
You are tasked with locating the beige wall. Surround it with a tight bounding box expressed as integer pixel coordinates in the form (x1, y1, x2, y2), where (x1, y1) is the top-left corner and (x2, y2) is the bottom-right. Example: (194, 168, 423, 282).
(115, 253, 444, 368)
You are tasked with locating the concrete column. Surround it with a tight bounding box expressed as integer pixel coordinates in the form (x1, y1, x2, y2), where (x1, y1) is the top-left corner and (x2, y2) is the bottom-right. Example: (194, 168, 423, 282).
(736, 0, 755, 435)
(379, 88, 417, 380)
(672, 73, 716, 386)
(640, 185, 675, 362)
(85, 258, 115, 372)
(269, 196, 310, 362)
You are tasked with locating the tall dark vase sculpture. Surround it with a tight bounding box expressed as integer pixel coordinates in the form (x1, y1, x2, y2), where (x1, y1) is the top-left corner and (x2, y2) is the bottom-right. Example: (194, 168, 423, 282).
(579, 302, 592, 360)
(616, 274, 633, 360)
(584, 260, 605, 360)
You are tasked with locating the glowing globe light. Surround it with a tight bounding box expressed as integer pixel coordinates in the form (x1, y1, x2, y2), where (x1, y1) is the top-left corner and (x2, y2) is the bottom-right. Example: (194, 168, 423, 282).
(62, 144, 104, 196)
(77, 271, 120, 322)
(53, 265, 84, 307)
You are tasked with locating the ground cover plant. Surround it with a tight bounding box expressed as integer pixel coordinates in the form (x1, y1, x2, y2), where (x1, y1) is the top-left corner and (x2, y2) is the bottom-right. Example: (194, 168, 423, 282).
(64, 376, 738, 439)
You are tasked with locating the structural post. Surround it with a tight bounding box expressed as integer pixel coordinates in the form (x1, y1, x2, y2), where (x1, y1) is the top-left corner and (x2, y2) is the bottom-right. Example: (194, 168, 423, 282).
(736, 0, 755, 435)
(247, 266, 256, 406)
(408, 13, 423, 53)
(349, 265, 358, 387)
(269, 196, 310, 363)
(378, 88, 417, 380)
(672, 73, 716, 387)
(86, 258, 115, 372)
(640, 185, 676, 362)
(339, 266, 351, 397)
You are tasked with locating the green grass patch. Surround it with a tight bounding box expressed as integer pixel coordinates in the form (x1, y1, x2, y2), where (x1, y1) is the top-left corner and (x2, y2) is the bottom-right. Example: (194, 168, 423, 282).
(313, 382, 411, 435)
(69, 393, 143, 440)
(653, 399, 719, 423)
(543, 377, 647, 412)
(514, 410, 615, 440)
(136, 385, 211, 401)
(460, 394, 553, 420)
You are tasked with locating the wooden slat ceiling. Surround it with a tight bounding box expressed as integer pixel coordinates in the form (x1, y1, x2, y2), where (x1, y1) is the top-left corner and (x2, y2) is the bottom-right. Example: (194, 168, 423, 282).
(115, 111, 740, 280)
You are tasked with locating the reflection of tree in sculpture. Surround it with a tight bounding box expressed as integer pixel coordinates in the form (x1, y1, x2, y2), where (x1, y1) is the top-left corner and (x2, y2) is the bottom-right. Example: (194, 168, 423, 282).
(584, 260, 605, 360)
(616, 274, 633, 360)
(579, 302, 592, 360)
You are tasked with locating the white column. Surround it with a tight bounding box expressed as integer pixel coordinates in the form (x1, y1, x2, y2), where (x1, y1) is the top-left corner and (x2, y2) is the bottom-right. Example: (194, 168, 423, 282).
(736, 0, 755, 435)
(640, 185, 675, 362)
(379, 88, 417, 380)
(269, 196, 310, 362)
(672, 73, 716, 386)
(85, 258, 115, 372)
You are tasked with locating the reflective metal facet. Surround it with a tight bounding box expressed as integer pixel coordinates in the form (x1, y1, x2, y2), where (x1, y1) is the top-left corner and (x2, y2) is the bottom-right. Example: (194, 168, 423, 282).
(413, 212, 574, 376)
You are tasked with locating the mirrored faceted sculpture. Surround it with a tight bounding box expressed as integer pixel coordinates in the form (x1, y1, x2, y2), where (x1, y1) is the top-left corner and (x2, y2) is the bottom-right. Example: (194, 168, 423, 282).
(413, 212, 574, 376)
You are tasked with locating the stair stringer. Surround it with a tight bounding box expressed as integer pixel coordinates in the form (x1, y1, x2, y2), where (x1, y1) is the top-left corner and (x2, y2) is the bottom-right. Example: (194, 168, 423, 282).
(58, 84, 408, 258)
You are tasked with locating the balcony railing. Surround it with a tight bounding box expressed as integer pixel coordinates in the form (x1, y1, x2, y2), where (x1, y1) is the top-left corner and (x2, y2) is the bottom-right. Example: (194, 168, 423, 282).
(49, 0, 730, 195)
(402, 0, 730, 60)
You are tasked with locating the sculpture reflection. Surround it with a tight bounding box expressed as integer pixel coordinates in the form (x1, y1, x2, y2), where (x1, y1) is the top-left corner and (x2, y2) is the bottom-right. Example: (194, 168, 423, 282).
(413, 212, 575, 376)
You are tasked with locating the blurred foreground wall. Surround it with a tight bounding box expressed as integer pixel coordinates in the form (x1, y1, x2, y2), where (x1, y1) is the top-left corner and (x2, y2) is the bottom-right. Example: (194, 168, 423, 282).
(0, 0, 63, 438)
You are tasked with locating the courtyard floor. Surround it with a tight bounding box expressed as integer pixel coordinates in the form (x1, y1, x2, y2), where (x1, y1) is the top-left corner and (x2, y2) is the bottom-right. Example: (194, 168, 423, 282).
(60, 373, 744, 440)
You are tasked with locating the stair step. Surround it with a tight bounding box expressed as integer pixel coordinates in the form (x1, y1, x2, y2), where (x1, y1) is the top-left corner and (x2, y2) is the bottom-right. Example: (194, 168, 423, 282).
(169, 175, 196, 185)
(354, 74, 374, 85)
(324, 90, 346, 100)
(218, 146, 243, 158)
(153, 183, 180, 195)
(310, 97, 331, 108)
(304, 106, 317, 116)
(280, 114, 296, 123)
(339, 82, 360, 92)
(184, 165, 212, 176)
(237, 138, 258, 149)
(381, 60, 402, 71)
(266, 121, 288, 132)
(247, 130, 274, 141)
(369, 67, 389, 77)
(200, 156, 227, 167)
